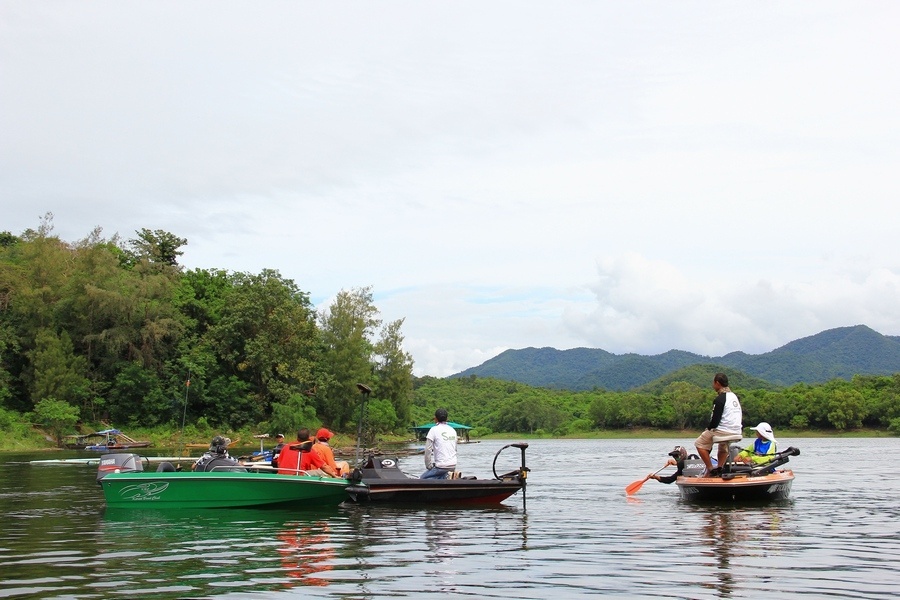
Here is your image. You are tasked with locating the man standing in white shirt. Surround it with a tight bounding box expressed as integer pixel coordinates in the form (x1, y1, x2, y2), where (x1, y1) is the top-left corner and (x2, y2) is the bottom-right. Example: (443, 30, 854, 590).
(421, 408, 458, 479)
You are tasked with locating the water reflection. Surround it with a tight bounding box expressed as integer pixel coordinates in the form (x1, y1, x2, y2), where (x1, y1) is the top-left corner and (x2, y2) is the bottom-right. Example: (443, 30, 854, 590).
(99, 506, 345, 596)
(334, 502, 529, 597)
(277, 518, 334, 587)
(682, 504, 792, 598)
(4, 440, 900, 599)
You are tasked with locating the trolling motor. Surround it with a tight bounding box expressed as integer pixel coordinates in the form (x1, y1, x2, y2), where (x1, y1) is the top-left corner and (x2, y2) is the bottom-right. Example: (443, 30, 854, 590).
(492, 443, 530, 509)
(492, 442, 530, 482)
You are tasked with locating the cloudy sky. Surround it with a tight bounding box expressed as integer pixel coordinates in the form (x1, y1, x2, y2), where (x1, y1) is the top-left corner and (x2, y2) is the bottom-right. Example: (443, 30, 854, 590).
(3, 2, 899, 377)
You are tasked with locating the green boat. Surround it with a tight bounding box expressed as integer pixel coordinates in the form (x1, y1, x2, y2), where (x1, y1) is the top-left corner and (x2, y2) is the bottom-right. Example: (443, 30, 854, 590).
(97, 453, 351, 509)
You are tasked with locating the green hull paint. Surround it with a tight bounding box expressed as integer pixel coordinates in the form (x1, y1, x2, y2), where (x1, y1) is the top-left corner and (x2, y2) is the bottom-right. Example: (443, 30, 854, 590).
(100, 471, 351, 509)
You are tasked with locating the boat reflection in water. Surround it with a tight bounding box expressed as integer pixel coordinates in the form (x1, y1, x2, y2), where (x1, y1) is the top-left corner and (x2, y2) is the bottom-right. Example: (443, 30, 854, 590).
(101, 506, 343, 594)
(277, 519, 335, 587)
(688, 504, 790, 598)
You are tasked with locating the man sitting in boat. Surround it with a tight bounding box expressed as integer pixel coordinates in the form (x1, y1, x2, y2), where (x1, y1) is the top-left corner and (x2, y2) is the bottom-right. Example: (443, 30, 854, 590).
(263, 433, 285, 466)
(311, 428, 350, 477)
(276, 429, 340, 477)
(192, 435, 239, 471)
(648, 446, 689, 484)
(420, 408, 458, 480)
(735, 422, 778, 465)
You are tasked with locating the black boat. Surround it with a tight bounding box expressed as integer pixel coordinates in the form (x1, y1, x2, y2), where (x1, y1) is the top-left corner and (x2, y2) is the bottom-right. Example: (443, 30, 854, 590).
(345, 443, 529, 504)
(675, 446, 800, 503)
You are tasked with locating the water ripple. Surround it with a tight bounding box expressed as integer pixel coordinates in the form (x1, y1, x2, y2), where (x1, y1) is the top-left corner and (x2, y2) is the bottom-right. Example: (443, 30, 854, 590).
(2, 439, 900, 598)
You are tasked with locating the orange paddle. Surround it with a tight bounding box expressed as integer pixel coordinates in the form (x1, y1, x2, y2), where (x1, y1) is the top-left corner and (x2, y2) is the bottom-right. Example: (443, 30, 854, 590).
(625, 465, 668, 495)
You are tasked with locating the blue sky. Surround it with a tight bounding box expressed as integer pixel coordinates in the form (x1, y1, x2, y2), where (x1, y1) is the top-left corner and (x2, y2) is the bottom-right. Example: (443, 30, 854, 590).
(3, 2, 899, 376)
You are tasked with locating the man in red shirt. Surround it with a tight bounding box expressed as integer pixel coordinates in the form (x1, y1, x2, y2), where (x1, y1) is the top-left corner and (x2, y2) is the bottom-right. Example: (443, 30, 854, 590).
(276, 428, 336, 477)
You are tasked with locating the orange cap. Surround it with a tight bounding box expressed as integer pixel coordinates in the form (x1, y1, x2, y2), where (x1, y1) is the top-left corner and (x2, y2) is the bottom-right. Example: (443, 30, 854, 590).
(316, 428, 334, 440)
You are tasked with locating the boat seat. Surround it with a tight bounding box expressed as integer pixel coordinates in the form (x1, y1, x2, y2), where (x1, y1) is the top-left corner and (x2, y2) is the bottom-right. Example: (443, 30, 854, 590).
(156, 461, 176, 472)
(203, 458, 245, 472)
(364, 457, 412, 480)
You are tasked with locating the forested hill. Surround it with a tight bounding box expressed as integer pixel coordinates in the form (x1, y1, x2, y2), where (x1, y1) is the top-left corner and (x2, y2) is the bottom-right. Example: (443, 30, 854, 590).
(450, 325, 900, 390)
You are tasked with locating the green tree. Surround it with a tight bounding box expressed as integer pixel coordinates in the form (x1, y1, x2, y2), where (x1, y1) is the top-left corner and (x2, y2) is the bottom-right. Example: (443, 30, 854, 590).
(318, 287, 380, 429)
(826, 387, 867, 430)
(366, 397, 400, 434)
(661, 381, 706, 429)
(490, 395, 565, 433)
(27, 328, 91, 409)
(269, 393, 320, 438)
(373, 318, 414, 427)
(128, 229, 188, 268)
(106, 362, 170, 426)
(14, 214, 71, 338)
(0, 322, 19, 408)
(588, 392, 625, 428)
(208, 270, 318, 424)
(32, 397, 80, 446)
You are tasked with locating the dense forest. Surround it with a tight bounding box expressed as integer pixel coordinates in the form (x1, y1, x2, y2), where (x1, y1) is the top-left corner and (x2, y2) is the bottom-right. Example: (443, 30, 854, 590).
(0, 215, 414, 445)
(2, 215, 899, 449)
(411, 370, 900, 437)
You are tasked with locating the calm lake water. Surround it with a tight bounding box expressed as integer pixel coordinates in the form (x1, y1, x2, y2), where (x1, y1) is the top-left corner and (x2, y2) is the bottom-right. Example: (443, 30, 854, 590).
(1, 437, 898, 599)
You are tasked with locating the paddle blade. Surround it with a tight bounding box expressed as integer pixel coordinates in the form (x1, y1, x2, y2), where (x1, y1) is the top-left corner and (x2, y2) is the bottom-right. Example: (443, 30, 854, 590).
(625, 476, 649, 495)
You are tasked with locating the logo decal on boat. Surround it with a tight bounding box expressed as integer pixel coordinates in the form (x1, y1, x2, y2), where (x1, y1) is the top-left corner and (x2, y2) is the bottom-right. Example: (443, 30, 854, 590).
(381, 459, 396, 467)
(119, 482, 169, 500)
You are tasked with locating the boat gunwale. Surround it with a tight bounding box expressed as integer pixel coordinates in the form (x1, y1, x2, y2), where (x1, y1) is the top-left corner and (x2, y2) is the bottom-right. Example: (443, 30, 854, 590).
(100, 470, 350, 487)
(675, 469, 794, 488)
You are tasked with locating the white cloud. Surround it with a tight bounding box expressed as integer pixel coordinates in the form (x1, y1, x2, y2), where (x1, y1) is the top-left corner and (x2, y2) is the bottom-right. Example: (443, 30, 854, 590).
(561, 254, 900, 360)
(3, 1, 900, 377)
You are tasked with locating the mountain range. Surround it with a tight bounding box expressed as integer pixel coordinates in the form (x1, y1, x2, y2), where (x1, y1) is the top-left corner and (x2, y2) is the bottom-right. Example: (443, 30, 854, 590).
(450, 325, 900, 391)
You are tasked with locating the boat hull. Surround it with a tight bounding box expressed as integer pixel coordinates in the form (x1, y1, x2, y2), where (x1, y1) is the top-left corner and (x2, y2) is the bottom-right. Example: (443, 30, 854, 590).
(84, 442, 152, 451)
(99, 471, 350, 509)
(675, 470, 794, 503)
(344, 453, 526, 504)
(346, 479, 523, 504)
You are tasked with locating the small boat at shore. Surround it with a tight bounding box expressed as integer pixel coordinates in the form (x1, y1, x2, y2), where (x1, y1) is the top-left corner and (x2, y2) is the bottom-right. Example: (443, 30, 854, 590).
(96, 453, 351, 509)
(675, 446, 800, 503)
(345, 443, 529, 505)
(65, 428, 151, 451)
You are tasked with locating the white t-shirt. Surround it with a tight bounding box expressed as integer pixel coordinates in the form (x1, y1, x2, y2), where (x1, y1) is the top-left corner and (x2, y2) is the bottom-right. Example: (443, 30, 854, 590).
(718, 391, 743, 434)
(426, 422, 458, 469)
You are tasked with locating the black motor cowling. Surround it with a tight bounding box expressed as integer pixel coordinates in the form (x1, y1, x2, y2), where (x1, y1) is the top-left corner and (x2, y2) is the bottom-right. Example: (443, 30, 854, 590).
(97, 453, 143, 483)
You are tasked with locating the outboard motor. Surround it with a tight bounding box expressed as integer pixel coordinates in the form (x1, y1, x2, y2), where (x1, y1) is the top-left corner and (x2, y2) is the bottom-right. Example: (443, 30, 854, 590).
(97, 453, 143, 483)
(682, 457, 707, 478)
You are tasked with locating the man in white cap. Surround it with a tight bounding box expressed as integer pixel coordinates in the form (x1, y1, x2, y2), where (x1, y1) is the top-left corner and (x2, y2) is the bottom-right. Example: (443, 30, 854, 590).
(735, 422, 778, 465)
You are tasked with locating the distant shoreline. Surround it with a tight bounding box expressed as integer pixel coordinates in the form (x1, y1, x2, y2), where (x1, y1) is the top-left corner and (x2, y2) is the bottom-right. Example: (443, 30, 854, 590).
(478, 428, 896, 440)
(2, 427, 892, 454)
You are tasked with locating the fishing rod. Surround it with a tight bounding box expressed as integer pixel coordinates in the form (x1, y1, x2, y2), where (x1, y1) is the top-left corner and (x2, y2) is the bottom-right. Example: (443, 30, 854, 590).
(354, 383, 371, 468)
(175, 371, 190, 459)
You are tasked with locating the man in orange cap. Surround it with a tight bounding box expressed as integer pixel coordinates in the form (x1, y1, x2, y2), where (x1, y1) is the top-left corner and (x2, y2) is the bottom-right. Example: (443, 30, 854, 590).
(277, 428, 336, 477)
(311, 428, 349, 477)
